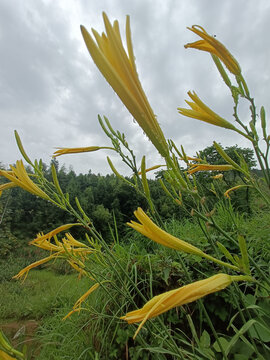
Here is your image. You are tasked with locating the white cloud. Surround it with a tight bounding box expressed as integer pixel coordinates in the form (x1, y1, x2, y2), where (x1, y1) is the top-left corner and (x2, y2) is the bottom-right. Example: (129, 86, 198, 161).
(1, 0, 269, 174)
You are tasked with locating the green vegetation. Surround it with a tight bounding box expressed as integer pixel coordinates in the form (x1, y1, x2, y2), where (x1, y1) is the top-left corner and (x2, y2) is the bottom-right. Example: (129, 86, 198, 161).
(0, 196, 269, 358)
(1, 12, 270, 360)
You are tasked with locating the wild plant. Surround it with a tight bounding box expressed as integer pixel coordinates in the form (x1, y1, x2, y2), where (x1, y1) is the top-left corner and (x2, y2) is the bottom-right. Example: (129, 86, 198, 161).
(1, 12, 269, 359)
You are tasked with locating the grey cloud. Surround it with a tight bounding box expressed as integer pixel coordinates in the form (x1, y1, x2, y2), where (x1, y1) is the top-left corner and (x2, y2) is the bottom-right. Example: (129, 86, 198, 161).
(1, 0, 269, 175)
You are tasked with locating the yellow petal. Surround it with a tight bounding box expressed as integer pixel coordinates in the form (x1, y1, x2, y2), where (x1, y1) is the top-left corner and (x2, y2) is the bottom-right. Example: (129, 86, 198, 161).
(30, 223, 81, 247)
(185, 25, 241, 75)
(178, 91, 237, 130)
(81, 13, 168, 157)
(73, 283, 100, 309)
(121, 274, 233, 338)
(13, 254, 57, 281)
(188, 164, 233, 175)
(1, 161, 49, 200)
(53, 146, 114, 158)
(128, 208, 205, 256)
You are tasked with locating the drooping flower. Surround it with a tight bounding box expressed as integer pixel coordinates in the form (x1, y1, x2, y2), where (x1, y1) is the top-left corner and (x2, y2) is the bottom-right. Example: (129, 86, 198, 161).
(121, 274, 250, 338)
(53, 146, 115, 158)
(178, 91, 237, 130)
(185, 25, 241, 75)
(80, 12, 168, 157)
(188, 164, 233, 175)
(0, 160, 49, 200)
(224, 184, 248, 199)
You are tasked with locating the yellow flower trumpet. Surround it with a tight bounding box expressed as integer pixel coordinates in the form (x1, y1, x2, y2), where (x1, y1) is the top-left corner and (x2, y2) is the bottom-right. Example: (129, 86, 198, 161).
(178, 91, 237, 130)
(185, 25, 241, 75)
(30, 223, 82, 246)
(80, 12, 168, 157)
(53, 146, 114, 158)
(188, 163, 233, 175)
(128, 207, 205, 256)
(128, 208, 239, 271)
(121, 274, 252, 339)
(224, 184, 248, 199)
(0, 182, 17, 197)
(0, 160, 49, 200)
(14, 224, 92, 281)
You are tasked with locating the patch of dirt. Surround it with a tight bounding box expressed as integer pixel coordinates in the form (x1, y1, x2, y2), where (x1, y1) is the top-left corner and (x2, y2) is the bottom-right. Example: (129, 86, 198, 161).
(0, 320, 40, 359)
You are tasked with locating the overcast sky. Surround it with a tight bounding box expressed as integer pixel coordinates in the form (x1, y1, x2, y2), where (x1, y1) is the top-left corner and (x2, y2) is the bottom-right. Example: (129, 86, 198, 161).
(1, 0, 269, 176)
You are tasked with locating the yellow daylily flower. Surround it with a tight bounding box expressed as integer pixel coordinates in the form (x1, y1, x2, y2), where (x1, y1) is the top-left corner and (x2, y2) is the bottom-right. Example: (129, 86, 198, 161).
(73, 283, 100, 310)
(178, 91, 237, 130)
(63, 283, 100, 320)
(212, 173, 223, 180)
(53, 146, 115, 158)
(128, 208, 239, 271)
(137, 164, 165, 175)
(14, 225, 93, 281)
(81, 12, 168, 157)
(128, 207, 205, 256)
(30, 231, 92, 257)
(30, 223, 82, 246)
(188, 164, 233, 175)
(0, 350, 17, 360)
(185, 25, 241, 75)
(224, 184, 248, 199)
(121, 274, 251, 339)
(0, 182, 17, 196)
(13, 254, 58, 281)
(0, 160, 49, 200)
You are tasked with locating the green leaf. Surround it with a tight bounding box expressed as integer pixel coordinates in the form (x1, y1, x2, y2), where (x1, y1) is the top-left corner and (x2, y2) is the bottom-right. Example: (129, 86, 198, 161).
(212, 337, 229, 352)
(162, 267, 170, 285)
(200, 330, 210, 348)
(225, 319, 257, 356)
(249, 322, 270, 342)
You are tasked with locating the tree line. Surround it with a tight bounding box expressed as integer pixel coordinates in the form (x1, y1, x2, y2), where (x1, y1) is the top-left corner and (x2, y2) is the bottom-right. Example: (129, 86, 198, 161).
(0, 144, 258, 253)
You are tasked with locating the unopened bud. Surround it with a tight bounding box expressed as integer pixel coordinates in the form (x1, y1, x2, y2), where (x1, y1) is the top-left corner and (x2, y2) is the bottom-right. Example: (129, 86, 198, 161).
(206, 208, 216, 217)
(200, 196, 206, 205)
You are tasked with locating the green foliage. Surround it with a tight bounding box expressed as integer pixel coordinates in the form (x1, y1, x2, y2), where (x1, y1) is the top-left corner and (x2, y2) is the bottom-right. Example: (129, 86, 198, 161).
(0, 270, 90, 321)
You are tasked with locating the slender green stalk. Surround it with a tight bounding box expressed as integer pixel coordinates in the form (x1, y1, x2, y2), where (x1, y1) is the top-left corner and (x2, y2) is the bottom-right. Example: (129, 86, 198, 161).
(175, 254, 228, 359)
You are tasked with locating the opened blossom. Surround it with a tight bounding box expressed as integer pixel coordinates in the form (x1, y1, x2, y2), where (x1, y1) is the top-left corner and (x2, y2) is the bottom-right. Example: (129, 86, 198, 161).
(0, 160, 49, 200)
(185, 25, 241, 75)
(128, 207, 205, 256)
(13, 225, 93, 281)
(178, 91, 237, 130)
